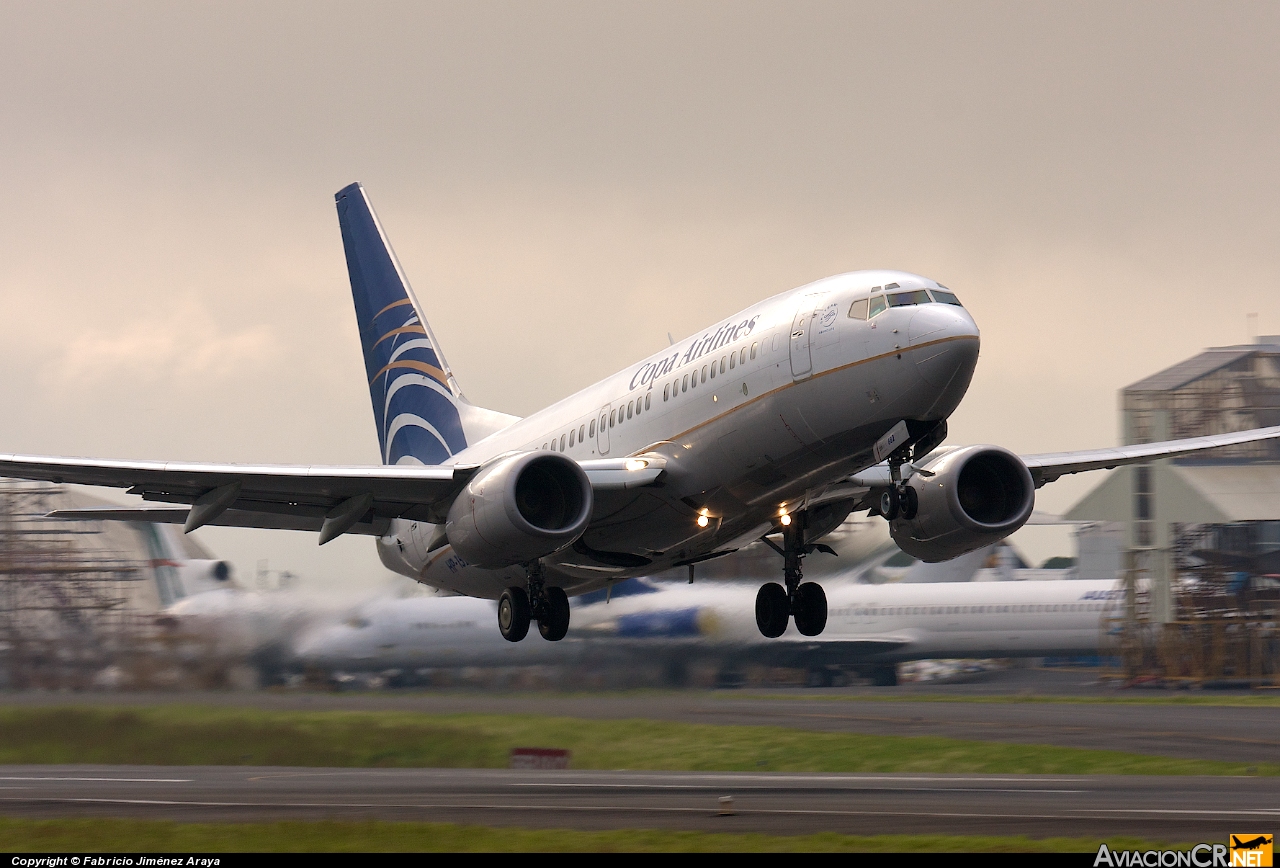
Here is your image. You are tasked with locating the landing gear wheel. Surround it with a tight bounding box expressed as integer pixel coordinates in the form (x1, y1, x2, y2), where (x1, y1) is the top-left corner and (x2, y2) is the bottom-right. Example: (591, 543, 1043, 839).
(755, 582, 790, 638)
(901, 486, 919, 521)
(498, 587, 531, 642)
(879, 487, 900, 521)
(792, 582, 828, 636)
(537, 586, 571, 641)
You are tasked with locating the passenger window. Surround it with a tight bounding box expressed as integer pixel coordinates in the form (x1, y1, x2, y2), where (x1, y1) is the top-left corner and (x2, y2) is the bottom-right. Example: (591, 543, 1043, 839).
(682, 374, 688, 392)
(645, 394, 651, 410)
(691, 371, 697, 389)
(701, 365, 707, 384)
(569, 429, 575, 447)
(709, 363, 715, 380)
(542, 442, 548, 450)
(664, 384, 669, 401)
(590, 419, 596, 437)
(848, 298, 869, 320)
(560, 434, 566, 450)
(550, 439, 557, 452)
(720, 358, 726, 374)
(579, 424, 585, 441)
(627, 400, 633, 419)
(740, 348, 746, 365)
(868, 294, 887, 317)
(750, 342, 757, 360)
(610, 410, 616, 427)
(729, 353, 735, 370)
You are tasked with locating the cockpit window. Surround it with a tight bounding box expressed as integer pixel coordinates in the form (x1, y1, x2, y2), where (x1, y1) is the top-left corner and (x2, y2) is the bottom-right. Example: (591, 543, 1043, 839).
(867, 293, 887, 318)
(887, 289, 932, 307)
(847, 297, 869, 320)
(932, 289, 963, 306)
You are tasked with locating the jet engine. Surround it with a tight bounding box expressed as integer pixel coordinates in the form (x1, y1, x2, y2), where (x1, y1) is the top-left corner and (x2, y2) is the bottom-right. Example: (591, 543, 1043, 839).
(888, 445, 1034, 562)
(173, 559, 235, 595)
(445, 452, 593, 569)
(177, 559, 233, 583)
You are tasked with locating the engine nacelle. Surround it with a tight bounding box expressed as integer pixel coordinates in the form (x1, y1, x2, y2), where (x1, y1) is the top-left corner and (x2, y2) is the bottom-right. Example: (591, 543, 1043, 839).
(175, 559, 234, 595)
(445, 451, 593, 569)
(889, 445, 1035, 562)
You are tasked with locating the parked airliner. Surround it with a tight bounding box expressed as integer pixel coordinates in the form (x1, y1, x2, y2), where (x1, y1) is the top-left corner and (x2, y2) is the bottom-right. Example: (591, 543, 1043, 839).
(295, 575, 1123, 688)
(6, 183, 1279, 643)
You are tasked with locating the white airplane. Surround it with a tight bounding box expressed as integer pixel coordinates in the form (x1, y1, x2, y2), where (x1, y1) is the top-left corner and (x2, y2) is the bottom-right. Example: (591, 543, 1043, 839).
(294, 574, 1124, 688)
(5, 182, 1278, 643)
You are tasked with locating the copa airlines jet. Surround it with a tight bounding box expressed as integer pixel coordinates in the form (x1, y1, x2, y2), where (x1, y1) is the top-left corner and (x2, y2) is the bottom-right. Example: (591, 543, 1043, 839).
(5, 183, 1279, 643)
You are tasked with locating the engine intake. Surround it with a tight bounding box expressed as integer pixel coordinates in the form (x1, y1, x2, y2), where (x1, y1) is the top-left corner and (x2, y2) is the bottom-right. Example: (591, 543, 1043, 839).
(445, 452, 593, 568)
(889, 445, 1034, 562)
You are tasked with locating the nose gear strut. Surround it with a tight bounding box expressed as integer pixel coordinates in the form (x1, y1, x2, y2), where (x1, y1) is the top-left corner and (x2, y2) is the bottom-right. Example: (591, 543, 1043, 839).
(756, 510, 834, 638)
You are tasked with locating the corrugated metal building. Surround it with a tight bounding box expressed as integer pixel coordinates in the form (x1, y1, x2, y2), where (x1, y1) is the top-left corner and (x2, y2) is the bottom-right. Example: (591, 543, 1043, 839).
(1064, 337, 1280, 683)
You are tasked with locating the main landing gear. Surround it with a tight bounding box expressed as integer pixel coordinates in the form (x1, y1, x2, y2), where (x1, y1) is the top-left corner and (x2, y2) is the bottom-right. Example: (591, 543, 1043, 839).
(498, 561, 570, 643)
(756, 512, 832, 638)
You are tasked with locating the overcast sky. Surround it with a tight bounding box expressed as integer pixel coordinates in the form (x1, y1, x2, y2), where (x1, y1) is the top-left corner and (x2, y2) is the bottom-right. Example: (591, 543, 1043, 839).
(1, 1, 1277, 585)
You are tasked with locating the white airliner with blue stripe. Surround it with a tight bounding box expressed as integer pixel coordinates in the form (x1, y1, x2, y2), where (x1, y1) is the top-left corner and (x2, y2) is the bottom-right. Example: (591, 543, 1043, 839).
(4, 183, 1279, 642)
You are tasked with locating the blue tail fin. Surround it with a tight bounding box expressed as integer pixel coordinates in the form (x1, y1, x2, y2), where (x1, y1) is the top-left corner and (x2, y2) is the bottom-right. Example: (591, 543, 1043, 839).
(335, 183, 469, 466)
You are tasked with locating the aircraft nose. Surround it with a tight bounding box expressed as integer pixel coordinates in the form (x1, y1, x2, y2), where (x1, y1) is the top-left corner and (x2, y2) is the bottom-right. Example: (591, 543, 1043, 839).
(909, 305, 980, 388)
(907, 304, 979, 344)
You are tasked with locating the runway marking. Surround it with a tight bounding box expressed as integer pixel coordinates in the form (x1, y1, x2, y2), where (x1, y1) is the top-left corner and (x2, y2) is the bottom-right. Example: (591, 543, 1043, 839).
(0, 783, 192, 788)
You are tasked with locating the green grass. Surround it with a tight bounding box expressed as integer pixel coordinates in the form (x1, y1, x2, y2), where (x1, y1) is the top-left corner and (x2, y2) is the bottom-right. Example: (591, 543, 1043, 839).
(0, 818, 1192, 852)
(728, 690, 1280, 707)
(0, 706, 1273, 775)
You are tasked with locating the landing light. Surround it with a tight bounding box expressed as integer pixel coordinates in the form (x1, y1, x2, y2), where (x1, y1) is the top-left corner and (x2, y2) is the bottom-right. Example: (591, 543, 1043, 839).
(780, 513, 792, 527)
(625, 458, 648, 471)
(697, 515, 709, 528)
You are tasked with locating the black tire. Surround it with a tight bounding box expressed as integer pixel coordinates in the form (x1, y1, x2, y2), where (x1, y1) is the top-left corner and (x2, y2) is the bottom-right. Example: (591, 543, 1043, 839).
(537, 586, 571, 641)
(792, 582, 828, 636)
(879, 487, 900, 521)
(902, 486, 919, 521)
(755, 582, 789, 638)
(498, 587, 531, 642)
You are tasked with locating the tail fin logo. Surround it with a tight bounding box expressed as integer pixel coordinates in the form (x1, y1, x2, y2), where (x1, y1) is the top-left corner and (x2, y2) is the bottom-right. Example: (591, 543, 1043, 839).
(336, 183, 467, 465)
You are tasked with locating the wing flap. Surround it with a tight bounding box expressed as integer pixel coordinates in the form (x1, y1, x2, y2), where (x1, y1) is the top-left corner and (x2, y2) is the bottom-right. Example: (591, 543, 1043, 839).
(47, 506, 390, 536)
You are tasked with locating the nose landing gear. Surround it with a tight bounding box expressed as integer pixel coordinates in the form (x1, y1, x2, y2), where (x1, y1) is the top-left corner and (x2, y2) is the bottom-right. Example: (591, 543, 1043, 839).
(498, 561, 571, 642)
(756, 511, 833, 638)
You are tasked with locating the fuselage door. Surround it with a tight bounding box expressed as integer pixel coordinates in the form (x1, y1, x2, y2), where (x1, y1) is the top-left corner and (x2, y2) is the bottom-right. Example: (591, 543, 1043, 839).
(790, 297, 820, 379)
(598, 404, 611, 455)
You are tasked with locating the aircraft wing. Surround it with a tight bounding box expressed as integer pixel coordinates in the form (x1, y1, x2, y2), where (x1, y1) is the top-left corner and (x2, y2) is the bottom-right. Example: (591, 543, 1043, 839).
(846, 425, 1280, 490)
(0, 452, 666, 539)
(1019, 425, 1280, 487)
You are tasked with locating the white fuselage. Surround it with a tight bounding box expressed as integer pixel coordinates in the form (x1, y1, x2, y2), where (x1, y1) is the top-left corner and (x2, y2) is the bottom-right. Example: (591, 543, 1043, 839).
(378, 269, 981, 599)
(294, 578, 1122, 671)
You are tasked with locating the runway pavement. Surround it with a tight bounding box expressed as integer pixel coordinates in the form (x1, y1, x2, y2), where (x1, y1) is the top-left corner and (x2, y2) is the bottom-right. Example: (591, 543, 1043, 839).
(0, 765, 1272, 840)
